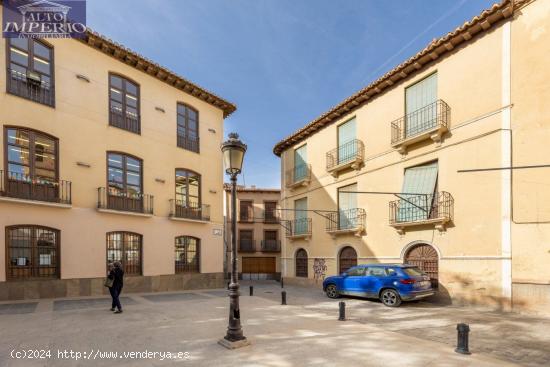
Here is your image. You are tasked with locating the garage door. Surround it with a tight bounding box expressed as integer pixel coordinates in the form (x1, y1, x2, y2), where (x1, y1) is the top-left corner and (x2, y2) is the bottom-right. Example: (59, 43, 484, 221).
(242, 257, 276, 274)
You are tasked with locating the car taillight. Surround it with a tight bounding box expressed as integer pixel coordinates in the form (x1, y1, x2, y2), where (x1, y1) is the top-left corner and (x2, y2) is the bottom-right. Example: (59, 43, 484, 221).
(399, 279, 416, 284)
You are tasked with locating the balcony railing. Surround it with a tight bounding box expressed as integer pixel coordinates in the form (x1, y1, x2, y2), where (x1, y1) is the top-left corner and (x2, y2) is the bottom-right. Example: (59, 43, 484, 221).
(177, 135, 200, 153)
(391, 99, 450, 147)
(109, 108, 141, 134)
(389, 191, 453, 231)
(284, 218, 312, 238)
(239, 239, 256, 252)
(326, 139, 364, 174)
(169, 200, 210, 221)
(0, 170, 71, 204)
(262, 210, 280, 224)
(325, 208, 366, 235)
(97, 187, 153, 215)
(261, 240, 281, 252)
(7, 68, 55, 107)
(285, 164, 311, 188)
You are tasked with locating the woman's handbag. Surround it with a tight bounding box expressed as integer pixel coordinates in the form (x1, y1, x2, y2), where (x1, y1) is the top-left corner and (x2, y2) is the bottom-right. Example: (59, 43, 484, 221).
(104, 277, 114, 288)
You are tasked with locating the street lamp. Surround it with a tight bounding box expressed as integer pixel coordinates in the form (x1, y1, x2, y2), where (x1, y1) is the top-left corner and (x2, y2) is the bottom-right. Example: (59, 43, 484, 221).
(219, 132, 249, 349)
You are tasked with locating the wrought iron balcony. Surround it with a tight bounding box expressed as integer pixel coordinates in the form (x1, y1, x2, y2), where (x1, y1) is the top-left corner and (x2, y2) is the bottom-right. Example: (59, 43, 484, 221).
(389, 191, 453, 234)
(109, 108, 141, 134)
(390, 100, 450, 153)
(0, 170, 71, 205)
(285, 164, 311, 189)
(169, 200, 210, 221)
(97, 187, 153, 215)
(239, 239, 256, 252)
(284, 218, 312, 239)
(326, 139, 364, 176)
(177, 135, 200, 153)
(262, 210, 280, 224)
(6, 68, 55, 107)
(325, 208, 366, 237)
(261, 240, 281, 252)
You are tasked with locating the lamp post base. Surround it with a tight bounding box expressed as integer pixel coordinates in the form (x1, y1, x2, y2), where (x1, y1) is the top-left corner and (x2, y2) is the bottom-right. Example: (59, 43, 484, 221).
(218, 337, 251, 349)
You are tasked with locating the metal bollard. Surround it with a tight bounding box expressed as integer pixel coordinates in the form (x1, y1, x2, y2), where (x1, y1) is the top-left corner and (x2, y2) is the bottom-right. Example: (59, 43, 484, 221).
(249, 285, 253, 296)
(281, 277, 284, 288)
(227, 282, 230, 290)
(455, 323, 471, 355)
(281, 290, 287, 305)
(338, 301, 346, 321)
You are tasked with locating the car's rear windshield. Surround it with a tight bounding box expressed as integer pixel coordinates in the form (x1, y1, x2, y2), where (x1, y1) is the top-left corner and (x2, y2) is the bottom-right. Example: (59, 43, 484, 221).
(403, 267, 425, 277)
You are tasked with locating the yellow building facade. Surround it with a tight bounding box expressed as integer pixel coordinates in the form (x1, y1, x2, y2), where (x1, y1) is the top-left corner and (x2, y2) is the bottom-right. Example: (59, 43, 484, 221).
(224, 186, 281, 280)
(274, 0, 550, 315)
(0, 16, 235, 299)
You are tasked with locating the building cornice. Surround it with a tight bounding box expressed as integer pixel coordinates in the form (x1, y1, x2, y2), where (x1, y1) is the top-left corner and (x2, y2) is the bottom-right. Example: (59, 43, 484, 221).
(80, 30, 236, 118)
(272, 0, 527, 156)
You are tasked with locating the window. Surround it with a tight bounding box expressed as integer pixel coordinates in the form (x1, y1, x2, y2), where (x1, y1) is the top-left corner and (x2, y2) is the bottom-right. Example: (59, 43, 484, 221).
(397, 161, 438, 222)
(338, 184, 357, 229)
(294, 144, 307, 181)
(6, 225, 59, 280)
(6, 38, 54, 106)
(263, 230, 279, 251)
(175, 236, 200, 273)
(264, 201, 277, 222)
(295, 249, 308, 278)
(339, 246, 357, 274)
(109, 74, 140, 134)
(347, 267, 365, 276)
(366, 267, 386, 277)
(239, 200, 253, 222)
(106, 152, 143, 212)
(106, 232, 142, 275)
(294, 197, 308, 235)
(4, 127, 60, 202)
(177, 103, 199, 153)
(337, 118, 356, 164)
(264, 230, 277, 242)
(405, 73, 437, 137)
(174, 169, 201, 218)
(239, 230, 254, 251)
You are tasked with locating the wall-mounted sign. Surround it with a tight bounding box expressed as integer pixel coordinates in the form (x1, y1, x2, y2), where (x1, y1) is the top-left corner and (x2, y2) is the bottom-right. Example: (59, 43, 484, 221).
(212, 228, 222, 236)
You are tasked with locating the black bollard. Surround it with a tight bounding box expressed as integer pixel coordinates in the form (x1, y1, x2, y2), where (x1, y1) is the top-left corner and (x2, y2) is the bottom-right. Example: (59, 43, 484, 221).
(249, 285, 253, 296)
(227, 282, 230, 290)
(281, 277, 284, 288)
(455, 323, 471, 355)
(338, 301, 346, 321)
(281, 290, 287, 305)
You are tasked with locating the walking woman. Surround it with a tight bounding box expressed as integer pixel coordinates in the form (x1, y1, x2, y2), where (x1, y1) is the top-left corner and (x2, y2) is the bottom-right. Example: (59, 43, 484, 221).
(108, 261, 124, 313)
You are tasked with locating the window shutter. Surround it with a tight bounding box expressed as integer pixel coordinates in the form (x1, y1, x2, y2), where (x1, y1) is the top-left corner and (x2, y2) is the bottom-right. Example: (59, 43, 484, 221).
(405, 73, 437, 137)
(398, 162, 438, 222)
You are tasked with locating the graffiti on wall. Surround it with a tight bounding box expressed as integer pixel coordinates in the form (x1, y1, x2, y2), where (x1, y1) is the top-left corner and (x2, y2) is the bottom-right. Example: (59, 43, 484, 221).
(313, 258, 327, 280)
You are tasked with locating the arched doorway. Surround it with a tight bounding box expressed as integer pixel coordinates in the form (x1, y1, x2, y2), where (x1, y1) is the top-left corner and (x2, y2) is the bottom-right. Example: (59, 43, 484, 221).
(404, 243, 438, 288)
(339, 246, 357, 274)
(295, 249, 308, 278)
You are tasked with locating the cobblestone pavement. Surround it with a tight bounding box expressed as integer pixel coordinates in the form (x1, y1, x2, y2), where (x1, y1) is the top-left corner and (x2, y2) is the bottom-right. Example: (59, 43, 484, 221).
(0, 281, 548, 366)
(244, 280, 550, 367)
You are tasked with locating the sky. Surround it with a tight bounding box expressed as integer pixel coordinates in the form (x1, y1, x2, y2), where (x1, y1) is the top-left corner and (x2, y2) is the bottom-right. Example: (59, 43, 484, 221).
(87, 0, 497, 188)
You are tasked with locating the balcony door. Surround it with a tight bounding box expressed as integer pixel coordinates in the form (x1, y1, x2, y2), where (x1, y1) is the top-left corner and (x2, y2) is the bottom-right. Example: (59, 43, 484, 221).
(294, 197, 308, 235)
(107, 152, 143, 212)
(405, 73, 437, 137)
(175, 169, 201, 219)
(337, 118, 356, 164)
(294, 144, 307, 181)
(4, 127, 58, 202)
(398, 162, 438, 222)
(338, 184, 357, 229)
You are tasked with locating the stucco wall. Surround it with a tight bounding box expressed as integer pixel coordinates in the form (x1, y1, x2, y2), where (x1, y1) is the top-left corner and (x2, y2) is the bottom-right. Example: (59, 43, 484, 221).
(0, 29, 227, 282)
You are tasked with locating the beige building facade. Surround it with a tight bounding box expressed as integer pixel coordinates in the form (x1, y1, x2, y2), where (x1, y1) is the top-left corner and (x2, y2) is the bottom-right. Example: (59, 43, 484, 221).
(274, 0, 550, 315)
(224, 186, 281, 280)
(0, 15, 236, 300)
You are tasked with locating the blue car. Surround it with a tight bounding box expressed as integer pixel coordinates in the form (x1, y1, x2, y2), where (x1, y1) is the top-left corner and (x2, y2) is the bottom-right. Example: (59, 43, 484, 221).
(322, 264, 435, 307)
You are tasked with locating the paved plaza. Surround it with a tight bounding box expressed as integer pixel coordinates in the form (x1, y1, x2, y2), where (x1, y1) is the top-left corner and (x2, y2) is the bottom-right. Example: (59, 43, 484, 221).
(0, 281, 549, 366)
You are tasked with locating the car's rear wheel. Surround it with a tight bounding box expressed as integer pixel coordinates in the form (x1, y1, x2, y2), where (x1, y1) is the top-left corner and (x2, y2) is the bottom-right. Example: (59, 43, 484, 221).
(325, 284, 339, 299)
(380, 289, 401, 307)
